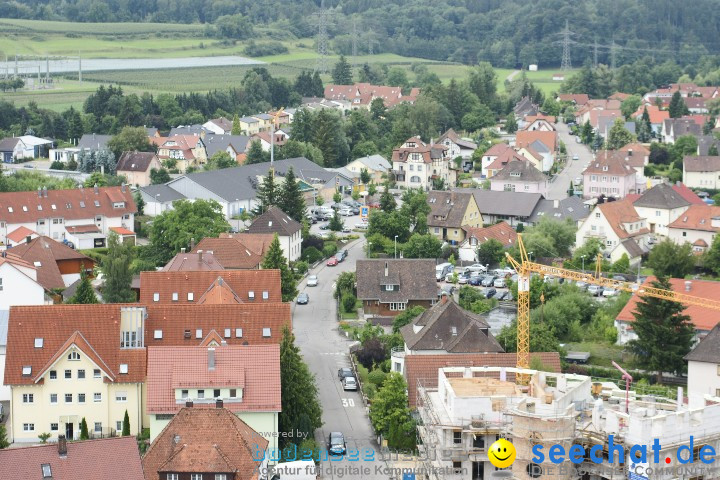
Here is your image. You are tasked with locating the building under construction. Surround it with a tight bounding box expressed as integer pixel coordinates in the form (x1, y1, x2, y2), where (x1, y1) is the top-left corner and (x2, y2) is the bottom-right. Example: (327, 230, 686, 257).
(416, 366, 720, 480)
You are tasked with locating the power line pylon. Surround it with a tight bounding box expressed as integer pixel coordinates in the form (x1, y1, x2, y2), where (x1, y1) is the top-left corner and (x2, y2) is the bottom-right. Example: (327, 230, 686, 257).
(351, 18, 358, 68)
(313, 0, 333, 74)
(560, 19, 573, 71)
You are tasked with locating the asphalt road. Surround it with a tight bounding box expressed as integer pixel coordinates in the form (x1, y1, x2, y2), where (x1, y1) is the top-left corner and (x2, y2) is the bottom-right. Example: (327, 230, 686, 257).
(292, 236, 393, 480)
(546, 122, 593, 200)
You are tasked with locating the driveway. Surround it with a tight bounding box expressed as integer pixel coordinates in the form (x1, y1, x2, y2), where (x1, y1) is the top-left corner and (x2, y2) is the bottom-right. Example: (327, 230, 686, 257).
(292, 237, 391, 479)
(546, 122, 592, 200)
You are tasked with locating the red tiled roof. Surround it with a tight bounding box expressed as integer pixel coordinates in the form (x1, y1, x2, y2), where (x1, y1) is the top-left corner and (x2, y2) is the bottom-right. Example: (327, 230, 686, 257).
(486, 149, 528, 172)
(583, 152, 637, 176)
(524, 114, 556, 124)
(155, 135, 201, 160)
(404, 352, 561, 407)
(616, 277, 720, 331)
(142, 407, 267, 480)
(0, 253, 36, 271)
(0, 437, 144, 480)
(7, 236, 95, 290)
(557, 94, 590, 105)
(139, 270, 281, 304)
(632, 105, 669, 125)
(192, 236, 266, 269)
(163, 251, 225, 271)
(197, 278, 243, 304)
(463, 221, 518, 247)
(146, 344, 280, 414)
(597, 199, 649, 239)
(4, 304, 147, 385)
(110, 226, 136, 236)
(145, 304, 292, 347)
(0, 185, 136, 224)
(672, 183, 705, 205)
(324, 83, 420, 108)
(668, 204, 720, 231)
(515, 130, 557, 152)
(483, 143, 512, 158)
(6, 225, 37, 243)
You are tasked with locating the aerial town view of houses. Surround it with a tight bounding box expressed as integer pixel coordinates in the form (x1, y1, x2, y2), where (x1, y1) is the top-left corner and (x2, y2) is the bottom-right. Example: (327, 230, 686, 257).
(4, 2, 720, 480)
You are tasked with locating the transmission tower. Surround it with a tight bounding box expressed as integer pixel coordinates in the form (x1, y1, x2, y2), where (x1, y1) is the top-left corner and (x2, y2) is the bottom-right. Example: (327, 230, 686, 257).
(351, 18, 358, 68)
(593, 38, 598, 67)
(313, 0, 333, 74)
(560, 19, 573, 71)
(610, 36, 617, 70)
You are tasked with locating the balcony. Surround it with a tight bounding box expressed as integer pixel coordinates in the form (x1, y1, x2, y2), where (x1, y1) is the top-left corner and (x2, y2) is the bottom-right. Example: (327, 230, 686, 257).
(391, 346, 406, 359)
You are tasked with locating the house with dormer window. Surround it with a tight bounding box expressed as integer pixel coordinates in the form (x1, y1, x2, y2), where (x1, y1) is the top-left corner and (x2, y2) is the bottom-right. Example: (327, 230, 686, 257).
(4, 305, 146, 443)
(356, 260, 438, 317)
(146, 344, 280, 449)
(392, 137, 454, 191)
(426, 191, 481, 244)
(151, 135, 207, 173)
(582, 152, 638, 199)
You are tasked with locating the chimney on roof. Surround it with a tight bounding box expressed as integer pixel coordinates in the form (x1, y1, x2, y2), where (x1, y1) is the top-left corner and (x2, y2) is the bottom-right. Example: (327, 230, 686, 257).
(441, 293, 448, 304)
(37, 187, 41, 198)
(208, 347, 216, 371)
(58, 435, 67, 457)
(26, 235, 32, 245)
(121, 183, 126, 193)
(94, 183, 98, 194)
(384, 261, 388, 277)
(190, 237, 196, 250)
(181, 247, 186, 253)
(185, 400, 193, 408)
(216, 398, 223, 409)
(685, 281, 692, 292)
(198, 250, 203, 262)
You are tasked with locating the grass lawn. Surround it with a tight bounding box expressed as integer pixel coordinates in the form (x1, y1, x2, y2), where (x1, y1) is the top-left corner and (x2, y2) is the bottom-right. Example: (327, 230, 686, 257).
(563, 341, 626, 368)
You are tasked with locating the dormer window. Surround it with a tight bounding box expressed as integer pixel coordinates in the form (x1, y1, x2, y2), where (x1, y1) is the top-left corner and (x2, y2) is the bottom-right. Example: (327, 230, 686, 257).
(68, 351, 80, 361)
(113, 202, 125, 209)
(602, 166, 608, 172)
(384, 284, 395, 291)
(22, 205, 27, 212)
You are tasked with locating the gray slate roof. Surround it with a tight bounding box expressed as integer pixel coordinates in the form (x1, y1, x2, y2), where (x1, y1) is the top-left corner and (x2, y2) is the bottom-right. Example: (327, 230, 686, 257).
(491, 159, 548, 182)
(247, 206, 301, 236)
(140, 184, 187, 203)
(400, 299, 504, 353)
(427, 191, 474, 228)
(0, 137, 20, 151)
(455, 189, 543, 218)
(698, 136, 720, 156)
(356, 259, 437, 303)
(77, 134, 112, 151)
(354, 154, 391, 171)
(168, 125, 210, 137)
(171, 157, 351, 202)
(685, 323, 720, 363)
(203, 134, 250, 158)
(530, 139, 550, 154)
(620, 238, 644, 258)
(633, 183, 690, 209)
(527, 196, 589, 224)
(240, 116, 259, 124)
(683, 155, 720, 172)
(116, 152, 157, 172)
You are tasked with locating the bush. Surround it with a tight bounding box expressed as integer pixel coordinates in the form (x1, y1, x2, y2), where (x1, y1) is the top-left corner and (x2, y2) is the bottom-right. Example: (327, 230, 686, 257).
(342, 294, 357, 313)
(322, 243, 338, 257)
(301, 246, 323, 264)
(368, 369, 387, 388)
(362, 382, 377, 400)
(293, 260, 308, 275)
(356, 362, 370, 385)
(243, 40, 289, 56)
(49, 160, 65, 170)
(302, 235, 324, 251)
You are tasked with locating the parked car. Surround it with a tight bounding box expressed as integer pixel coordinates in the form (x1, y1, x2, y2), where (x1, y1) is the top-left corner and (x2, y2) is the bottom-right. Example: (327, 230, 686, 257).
(328, 432, 346, 455)
(327, 257, 338, 266)
(354, 222, 368, 229)
(458, 271, 472, 284)
(572, 154, 579, 160)
(339, 208, 353, 216)
(319, 232, 331, 239)
(602, 288, 618, 297)
(481, 275, 497, 287)
(296, 293, 309, 304)
(342, 226, 351, 233)
(351, 207, 360, 215)
(493, 277, 506, 288)
(496, 291, 508, 301)
(573, 177, 582, 186)
(440, 285, 455, 296)
(319, 223, 330, 230)
(436, 263, 454, 281)
(338, 367, 353, 380)
(483, 287, 497, 298)
(466, 263, 488, 273)
(588, 285, 604, 297)
(342, 376, 358, 391)
(469, 275, 484, 286)
(307, 275, 318, 287)
(575, 281, 588, 291)
(335, 250, 347, 262)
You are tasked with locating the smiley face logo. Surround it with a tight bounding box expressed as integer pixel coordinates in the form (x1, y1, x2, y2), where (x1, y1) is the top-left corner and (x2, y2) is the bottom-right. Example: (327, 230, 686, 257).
(488, 438, 516, 469)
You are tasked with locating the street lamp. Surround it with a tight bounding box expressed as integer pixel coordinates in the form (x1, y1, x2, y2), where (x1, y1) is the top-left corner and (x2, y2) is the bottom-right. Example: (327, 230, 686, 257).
(367, 242, 372, 259)
(394, 235, 398, 259)
(528, 251, 534, 262)
(581, 255, 586, 272)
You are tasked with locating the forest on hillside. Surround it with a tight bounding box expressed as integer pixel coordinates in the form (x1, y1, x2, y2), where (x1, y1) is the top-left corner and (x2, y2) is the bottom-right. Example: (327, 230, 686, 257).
(2, 0, 720, 68)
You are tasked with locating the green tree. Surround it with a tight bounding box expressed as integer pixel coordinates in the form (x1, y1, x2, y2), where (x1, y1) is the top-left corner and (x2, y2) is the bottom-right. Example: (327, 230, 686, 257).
(245, 140, 269, 165)
(333, 191, 341, 204)
(704, 235, 720, 276)
(476, 238, 505, 266)
(231, 113, 241, 135)
(279, 327, 323, 447)
(254, 169, 277, 214)
(262, 234, 298, 301)
(80, 418, 90, 440)
(122, 410, 130, 436)
(133, 191, 145, 215)
(369, 373, 412, 437)
(278, 167, 306, 222)
(0, 425, 9, 449)
(101, 232, 135, 303)
(403, 234, 442, 259)
(392, 306, 425, 333)
(107, 126, 154, 160)
(668, 91, 689, 118)
(400, 189, 431, 234)
(379, 183, 396, 213)
(67, 267, 98, 304)
(541, 97, 561, 117)
(496, 318, 563, 354)
(329, 210, 343, 232)
(149, 199, 230, 263)
(580, 120, 594, 145)
(505, 114, 518, 133)
(204, 151, 237, 171)
(709, 144, 719, 156)
(606, 118, 635, 150)
(331, 55, 353, 85)
(367, 211, 411, 243)
(215, 13, 253, 39)
(671, 135, 698, 164)
(620, 95, 642, 119)
(629, 277, 694, 381)
(647, 239, 694, 278)
(334, 271, 356, 299)
(461, 104, 495, 131)
(150, 168, 171, 185)
(611, 253, 631, 274)
(359, 168, 371, 187)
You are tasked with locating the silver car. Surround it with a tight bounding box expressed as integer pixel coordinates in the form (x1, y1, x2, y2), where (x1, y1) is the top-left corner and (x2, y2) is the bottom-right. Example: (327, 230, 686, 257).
(493, 277, 506, 288)
(588, 285, 604, 297)
(342, 376, 358, 391)
(307, 275, 318, 287)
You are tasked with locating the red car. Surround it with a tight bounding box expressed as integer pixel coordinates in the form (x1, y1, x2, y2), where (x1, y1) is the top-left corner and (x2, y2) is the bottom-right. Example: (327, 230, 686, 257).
(327, 257, 338, 266)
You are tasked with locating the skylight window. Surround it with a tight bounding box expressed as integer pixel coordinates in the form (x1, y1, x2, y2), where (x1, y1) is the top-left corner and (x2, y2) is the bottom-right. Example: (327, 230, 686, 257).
(34, 338, 43, 348)
(22, 366, 31, 376)
(119, 364, 128, 374)
(37, 205, 42, 210)
(154, 330, 163, 339)
(66, 203, 71, 209)
(196, 329, 202, 339)
(22, 206, 27, 212)
(51, 204, 56, 210)
(94, 200, 100, 207)
(34, 261, 42, 267)
(42, 464, 52, 478)
(7, 207, 12, 213)
(79, 201, 85, 208)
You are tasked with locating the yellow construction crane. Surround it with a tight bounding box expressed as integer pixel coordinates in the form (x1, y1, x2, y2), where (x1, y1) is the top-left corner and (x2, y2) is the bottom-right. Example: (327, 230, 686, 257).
(504, 234, 720, 382)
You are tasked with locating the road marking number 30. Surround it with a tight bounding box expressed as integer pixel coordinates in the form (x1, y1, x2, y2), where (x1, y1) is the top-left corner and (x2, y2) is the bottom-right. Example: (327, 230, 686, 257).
(341, 398, 355, 407)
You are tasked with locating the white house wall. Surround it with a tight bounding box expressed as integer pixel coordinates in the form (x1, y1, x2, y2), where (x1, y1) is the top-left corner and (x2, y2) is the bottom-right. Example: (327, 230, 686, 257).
(0, 262, 45, 310)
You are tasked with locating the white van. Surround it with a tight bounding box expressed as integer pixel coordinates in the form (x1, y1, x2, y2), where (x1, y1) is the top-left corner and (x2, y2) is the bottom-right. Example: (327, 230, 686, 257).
(436, 263, 454, 281)
(271, 460, 318, 480)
